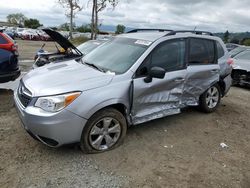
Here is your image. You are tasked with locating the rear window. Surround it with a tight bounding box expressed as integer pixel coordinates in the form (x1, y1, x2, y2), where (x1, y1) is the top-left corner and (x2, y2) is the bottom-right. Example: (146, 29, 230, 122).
(189, 38, 216, 65)
(216, 41, 225, 58)
(0, 34, 8, 44)
(3, 33, 14, 43)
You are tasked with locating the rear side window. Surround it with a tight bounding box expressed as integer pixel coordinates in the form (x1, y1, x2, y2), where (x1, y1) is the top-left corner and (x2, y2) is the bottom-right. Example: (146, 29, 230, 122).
(189, 38, 216, 65)
(216, 41, 225, 58)
(0, 34, 8, 44)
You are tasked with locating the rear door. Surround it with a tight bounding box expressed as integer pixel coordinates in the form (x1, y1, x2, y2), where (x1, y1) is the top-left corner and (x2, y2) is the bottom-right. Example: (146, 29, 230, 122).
(131, 38, 187, 125)
(182, 38, 220, 105)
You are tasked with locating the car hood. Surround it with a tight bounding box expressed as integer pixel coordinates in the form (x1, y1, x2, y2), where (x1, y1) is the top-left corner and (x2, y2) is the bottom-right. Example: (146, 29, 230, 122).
(42, 28, 82, 56)
(233, 59, 250, 71)
(22, 60, 114, 96)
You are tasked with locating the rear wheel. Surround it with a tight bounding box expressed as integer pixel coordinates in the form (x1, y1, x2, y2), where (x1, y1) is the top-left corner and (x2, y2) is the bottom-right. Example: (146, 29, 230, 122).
(80, 108, 127, 153)
(199, 84, 221, 113)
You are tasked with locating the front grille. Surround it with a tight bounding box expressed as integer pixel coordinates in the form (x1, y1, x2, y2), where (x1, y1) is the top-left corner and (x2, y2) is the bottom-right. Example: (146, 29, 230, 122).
(17, 83, 32, 107)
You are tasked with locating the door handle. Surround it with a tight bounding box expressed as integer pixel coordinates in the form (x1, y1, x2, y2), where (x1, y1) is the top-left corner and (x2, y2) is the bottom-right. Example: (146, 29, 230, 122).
(174, 78, 185, 82)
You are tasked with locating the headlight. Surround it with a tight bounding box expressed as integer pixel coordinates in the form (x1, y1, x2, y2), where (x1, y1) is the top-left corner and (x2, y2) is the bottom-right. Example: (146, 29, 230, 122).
(35, 92, 81, 112)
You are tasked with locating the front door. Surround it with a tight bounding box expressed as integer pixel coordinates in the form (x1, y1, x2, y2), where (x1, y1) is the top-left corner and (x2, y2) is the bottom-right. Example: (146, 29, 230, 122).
(131, 38, 187, 125)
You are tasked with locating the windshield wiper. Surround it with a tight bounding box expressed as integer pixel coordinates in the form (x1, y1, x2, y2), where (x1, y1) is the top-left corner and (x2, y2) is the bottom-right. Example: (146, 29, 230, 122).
(84, 61, 105, 72)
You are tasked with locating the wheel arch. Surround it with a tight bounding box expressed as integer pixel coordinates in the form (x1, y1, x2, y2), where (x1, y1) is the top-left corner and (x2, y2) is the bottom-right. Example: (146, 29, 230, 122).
(83, 99, 131, 124)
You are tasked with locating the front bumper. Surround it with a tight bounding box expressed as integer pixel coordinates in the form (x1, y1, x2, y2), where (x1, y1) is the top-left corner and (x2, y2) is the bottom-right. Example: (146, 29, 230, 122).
(14, 89, 88, 147)
(0, 69, 21, 83)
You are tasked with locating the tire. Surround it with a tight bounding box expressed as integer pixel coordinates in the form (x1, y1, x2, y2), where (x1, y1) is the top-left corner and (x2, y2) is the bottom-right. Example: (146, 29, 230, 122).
(80, 108, 127, 154)
(199, 84, 221, 113)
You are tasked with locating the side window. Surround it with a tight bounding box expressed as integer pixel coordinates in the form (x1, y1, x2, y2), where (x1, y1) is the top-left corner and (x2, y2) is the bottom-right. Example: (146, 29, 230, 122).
(151, 39, 186, 71)
(189, 38, 216, 65)
(216, 41, 225, 58)
(0, 34, 7, 44)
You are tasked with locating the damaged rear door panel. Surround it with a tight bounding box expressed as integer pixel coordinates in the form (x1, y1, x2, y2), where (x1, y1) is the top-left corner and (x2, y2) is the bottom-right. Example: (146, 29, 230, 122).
(182, 38, 220, 106)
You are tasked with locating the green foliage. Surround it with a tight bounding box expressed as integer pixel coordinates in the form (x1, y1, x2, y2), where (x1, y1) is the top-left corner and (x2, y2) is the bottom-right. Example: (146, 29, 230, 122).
(242, 39, 250, 46)
(230, 38, 240, 44)
(24, 18, 43, 29)
(115, 24, 125, 34)
(76, 24, 92, 33)
(70, 36, 89, 46)
(223, 30, 230, 43)
(6, 13, 26, 26)
(59, 23, 71, 31)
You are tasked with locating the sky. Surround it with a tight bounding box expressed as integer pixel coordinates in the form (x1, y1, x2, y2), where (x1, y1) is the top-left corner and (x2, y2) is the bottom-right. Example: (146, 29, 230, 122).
(0, 0, 250, 32)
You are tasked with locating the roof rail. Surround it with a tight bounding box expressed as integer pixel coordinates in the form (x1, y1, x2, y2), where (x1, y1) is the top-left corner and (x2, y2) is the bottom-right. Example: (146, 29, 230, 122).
(165, 30, 213, 36)
(127, 29, 173, 33)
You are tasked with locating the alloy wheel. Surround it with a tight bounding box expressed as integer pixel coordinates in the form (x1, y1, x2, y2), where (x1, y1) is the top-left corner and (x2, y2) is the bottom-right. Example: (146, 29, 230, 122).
(205, 86, 219, 109)
(89, 117, 121, 151)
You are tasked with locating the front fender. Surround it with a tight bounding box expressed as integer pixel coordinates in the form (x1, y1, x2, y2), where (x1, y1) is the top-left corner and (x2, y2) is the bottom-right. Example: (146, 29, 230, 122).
(66, 80, 132, 120)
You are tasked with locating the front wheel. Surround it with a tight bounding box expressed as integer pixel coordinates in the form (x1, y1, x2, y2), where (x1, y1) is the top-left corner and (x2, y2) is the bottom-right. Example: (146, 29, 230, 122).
(80, 108, 127, 154)
(199, 84, 221, 113)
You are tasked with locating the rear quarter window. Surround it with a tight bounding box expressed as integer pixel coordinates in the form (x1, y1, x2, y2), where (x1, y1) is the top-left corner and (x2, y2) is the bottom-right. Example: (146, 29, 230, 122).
(216, 41, 225, 58)
(189, 38, 216, 65)
(0, 34, 8, 44)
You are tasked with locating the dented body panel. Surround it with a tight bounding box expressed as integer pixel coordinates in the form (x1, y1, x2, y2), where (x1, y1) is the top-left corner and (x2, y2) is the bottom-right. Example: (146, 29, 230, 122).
(182, 65, 220, 106)
(132, 69, 186, 124)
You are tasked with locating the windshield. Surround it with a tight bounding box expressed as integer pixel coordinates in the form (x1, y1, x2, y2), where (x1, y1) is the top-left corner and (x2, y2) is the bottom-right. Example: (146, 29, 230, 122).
(83, 37, 149, 74)
(229, 47, 247, 57)
(234, 50, 250, 60)
(77, 41, 103, 55)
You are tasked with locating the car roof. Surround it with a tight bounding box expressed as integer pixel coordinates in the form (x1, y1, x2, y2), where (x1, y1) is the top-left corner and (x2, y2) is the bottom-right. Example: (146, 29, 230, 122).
(118, 31, 220, 43)
(118, 32, 170, 42)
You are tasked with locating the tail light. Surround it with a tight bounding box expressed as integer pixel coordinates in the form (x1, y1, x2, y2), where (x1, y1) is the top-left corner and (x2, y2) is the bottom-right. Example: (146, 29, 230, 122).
(11, 44, 18, 52)
(227, 58, 234, 66)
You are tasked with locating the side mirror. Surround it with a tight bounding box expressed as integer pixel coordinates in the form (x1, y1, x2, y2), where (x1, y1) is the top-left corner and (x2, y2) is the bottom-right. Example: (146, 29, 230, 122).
(144, 66, 166, 83)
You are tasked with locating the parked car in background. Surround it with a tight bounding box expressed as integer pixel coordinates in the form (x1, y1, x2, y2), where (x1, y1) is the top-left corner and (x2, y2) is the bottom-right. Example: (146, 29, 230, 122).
(15, 29, 232, 153)
(77, 40, 106, 55)
(0, 30, 20, 83)
(21, 29, 40, 40)
(231, 49, 250, 86)
(226, 43, 240, 51)
(0, 30, 18, 52)
(16, 28, 25, 38)
(33, 28, 83, 68)
(229, 46, 249, 58)
(33, 29, 106, 68)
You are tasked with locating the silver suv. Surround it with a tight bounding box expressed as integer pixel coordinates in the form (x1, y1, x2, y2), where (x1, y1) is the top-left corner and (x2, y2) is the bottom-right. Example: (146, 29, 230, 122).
(14, 29, 232, 153)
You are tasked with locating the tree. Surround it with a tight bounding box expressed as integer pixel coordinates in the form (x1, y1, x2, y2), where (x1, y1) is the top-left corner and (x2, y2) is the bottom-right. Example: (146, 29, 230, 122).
(241, 38, 250, 46)
(58, 23, 70, 31)
(6, 13, 26, 27)
(76, 24, 92, 33)
(115, 24, 125, 34)
(24, 18, 43, 29)
(230, 38, 239, 44)
(91, 0, 118, 39)
(223, 30, 230, 43)
(58, 0, 83, 39)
